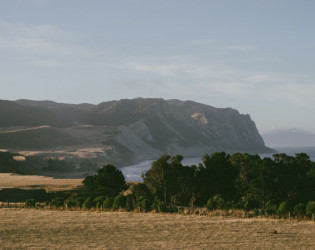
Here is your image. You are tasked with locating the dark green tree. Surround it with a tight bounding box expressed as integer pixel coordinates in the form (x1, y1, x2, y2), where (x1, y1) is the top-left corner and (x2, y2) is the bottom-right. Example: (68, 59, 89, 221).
(82, 164, 127, 198)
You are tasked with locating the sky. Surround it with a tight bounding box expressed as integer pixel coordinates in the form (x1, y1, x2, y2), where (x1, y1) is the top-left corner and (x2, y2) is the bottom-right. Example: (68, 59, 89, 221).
(0, 0, 315, 133)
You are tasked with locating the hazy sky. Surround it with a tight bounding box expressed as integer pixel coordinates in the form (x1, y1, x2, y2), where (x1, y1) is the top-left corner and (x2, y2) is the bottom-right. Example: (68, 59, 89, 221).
(1, 0, 315, 133)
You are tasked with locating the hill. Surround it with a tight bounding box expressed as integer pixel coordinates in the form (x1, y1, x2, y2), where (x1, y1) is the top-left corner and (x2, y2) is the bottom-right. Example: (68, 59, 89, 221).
(0, 98, 270, 167)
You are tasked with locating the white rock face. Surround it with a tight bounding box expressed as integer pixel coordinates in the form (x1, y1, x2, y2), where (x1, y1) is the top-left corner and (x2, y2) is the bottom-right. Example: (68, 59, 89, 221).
(191, 113, 208, 125)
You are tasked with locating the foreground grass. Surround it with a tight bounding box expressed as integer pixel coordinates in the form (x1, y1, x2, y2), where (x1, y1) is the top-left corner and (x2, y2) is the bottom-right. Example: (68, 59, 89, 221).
(0, 209, 314, 249)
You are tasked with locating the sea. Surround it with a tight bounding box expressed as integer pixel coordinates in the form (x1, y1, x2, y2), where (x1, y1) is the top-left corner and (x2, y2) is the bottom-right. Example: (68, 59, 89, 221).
(121, 147, 315, 182)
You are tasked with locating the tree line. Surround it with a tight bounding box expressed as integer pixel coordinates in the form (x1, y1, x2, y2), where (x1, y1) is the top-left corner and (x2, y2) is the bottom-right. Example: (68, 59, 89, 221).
(38, 152, 315, 218)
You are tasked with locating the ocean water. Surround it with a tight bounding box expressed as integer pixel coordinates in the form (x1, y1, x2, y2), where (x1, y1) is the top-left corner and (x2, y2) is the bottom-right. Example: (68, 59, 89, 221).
(121, 147, 315, 182)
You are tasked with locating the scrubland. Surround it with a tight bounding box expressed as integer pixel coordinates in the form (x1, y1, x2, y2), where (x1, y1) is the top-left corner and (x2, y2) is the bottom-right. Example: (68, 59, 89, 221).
(0, 208, 314, 249)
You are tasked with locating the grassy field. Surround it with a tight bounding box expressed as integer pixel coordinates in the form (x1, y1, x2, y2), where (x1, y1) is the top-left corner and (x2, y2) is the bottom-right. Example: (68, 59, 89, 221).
(0, 208, 314, 249)
(0, 173, 83, 192)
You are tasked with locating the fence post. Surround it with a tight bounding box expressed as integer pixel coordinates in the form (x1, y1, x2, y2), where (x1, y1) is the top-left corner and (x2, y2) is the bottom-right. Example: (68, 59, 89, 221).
(312, 213, 314, 222)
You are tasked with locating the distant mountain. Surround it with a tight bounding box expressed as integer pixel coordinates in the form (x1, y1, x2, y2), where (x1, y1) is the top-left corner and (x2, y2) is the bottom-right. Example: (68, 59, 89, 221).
(0, 98, 271, 166)
(262, 128, 315, 148)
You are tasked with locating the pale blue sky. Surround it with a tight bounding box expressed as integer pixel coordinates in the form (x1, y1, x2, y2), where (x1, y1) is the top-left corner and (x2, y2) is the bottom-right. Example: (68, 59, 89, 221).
(1, 0, 315, 133)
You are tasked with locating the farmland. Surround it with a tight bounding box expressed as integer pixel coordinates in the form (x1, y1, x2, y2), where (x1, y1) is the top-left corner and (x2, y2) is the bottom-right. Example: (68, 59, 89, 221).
(0, 208, 314, 249)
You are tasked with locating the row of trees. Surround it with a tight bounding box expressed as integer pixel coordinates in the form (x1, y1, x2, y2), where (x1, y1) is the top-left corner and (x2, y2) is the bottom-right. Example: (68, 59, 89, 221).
(45, 152, 315, 216)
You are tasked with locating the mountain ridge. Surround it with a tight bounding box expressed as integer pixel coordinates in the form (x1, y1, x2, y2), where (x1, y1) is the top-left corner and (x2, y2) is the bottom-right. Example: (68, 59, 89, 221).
(0, 98, 271, 166)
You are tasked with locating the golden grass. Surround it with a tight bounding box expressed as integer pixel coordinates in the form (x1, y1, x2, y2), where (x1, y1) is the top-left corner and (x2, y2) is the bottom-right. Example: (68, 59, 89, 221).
(0, 208, 314, 249)
(0, 173, 83, 192)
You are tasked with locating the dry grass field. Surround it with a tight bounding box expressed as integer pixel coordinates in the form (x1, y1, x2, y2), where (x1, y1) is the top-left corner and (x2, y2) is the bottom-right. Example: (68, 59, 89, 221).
(0, 208, 314, 249)
(0, 173, 83, 191)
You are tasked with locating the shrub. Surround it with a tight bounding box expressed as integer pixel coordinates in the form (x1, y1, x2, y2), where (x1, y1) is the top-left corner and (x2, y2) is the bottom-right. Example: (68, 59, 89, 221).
(25, 199, 36, 207)
(82, 197, 93, 209)
(65, 199, 76, 209)
(75, 197, 85, 208)
(51, 198, 64, 207)
(93, 196, 104, 208)
(151, 199, 167, 212)
(265, 202, 276, 215)
(140, 199, 151, 212)
(207, 194, 225, 210)
(112, 194, 126, 210)
(125, 195, 134, 212)
(103, 197, 113, 209)
(293, 203, 305, 217)
(259, 209, 266, 216)
(306, 201, 315, 216)
(253, 208, 259, 216)
(277, 201, 290, 217)
(242, 196, 258, 211)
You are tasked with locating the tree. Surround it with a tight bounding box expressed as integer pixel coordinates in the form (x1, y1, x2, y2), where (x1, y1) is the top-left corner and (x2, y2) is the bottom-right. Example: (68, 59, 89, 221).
(82, 164, 127, 198)
(143, 155, 196, 206)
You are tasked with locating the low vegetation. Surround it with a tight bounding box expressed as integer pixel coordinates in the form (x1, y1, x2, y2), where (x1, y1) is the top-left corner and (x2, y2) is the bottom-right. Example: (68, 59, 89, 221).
(2, 152, 314, 220)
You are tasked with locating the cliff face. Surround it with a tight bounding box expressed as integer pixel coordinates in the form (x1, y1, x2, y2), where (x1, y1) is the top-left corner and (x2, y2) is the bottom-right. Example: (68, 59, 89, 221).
(0, 98, 270, 165)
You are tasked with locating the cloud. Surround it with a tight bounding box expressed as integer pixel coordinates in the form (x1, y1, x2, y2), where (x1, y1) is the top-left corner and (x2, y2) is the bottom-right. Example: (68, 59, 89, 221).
(123, 55, 315, 106)
(0, 20, 92, 63)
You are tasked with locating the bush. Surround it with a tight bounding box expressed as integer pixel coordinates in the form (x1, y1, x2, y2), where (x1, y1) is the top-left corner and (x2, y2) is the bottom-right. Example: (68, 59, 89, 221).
(293, 203, 305, 217)
(253, 208, 259, 216)
(25, 199, 36, 207)
(277, 201, 290, 217)
(82, 197, 93, 209)
(151, 199, 167, 212)
(93, 196, 104, 208)
(112, 194, 126, 210)
(51, 198, 64, 207)
(65, 199, 76, 208)
(306, 201, 315, 216)
(125, 195, 134, 212)
(242, 196, 258, 211)
(207, 194, 225, 210)
(103, 197, 113, 209)
(75, 197, 85, 208)
(140, 199, 151, 212)
(265, 202, 276, 215)
(259, 209, 266, 216)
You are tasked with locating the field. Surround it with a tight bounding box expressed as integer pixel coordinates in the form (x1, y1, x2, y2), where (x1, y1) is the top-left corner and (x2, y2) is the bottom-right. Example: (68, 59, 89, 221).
(0, 173, 83, 192)
(0, 208, 314, 249)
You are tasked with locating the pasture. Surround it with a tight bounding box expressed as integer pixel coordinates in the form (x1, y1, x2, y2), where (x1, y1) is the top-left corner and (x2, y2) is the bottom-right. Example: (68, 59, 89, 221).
(0, 208, 314, 249)
(0, 173, 83, 192)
